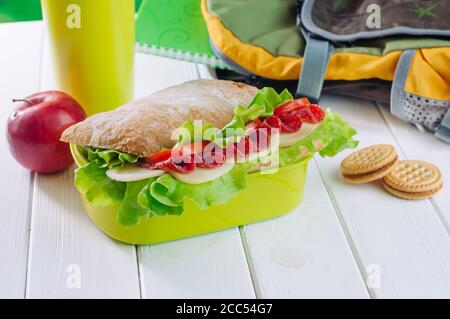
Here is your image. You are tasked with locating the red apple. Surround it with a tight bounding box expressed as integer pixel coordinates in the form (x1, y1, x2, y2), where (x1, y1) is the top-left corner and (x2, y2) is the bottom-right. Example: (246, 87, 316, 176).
(7, 91, 86, 173)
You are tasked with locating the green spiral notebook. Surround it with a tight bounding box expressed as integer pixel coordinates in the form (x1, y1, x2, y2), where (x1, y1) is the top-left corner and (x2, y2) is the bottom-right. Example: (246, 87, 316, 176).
(136, 0, 226, 68)
(0, 0, 143, 23)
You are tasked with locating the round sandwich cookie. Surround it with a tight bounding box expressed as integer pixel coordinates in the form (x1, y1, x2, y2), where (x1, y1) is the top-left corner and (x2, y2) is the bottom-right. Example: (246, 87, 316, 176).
(341, 144, 398, 184)
(382, 160, 443, 200)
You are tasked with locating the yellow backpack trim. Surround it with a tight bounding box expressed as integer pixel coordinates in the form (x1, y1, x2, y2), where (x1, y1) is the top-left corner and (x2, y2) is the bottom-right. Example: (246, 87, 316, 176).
(202, 0, 450, 101)
(202, 0, 399, 81)
(406, 48, 450, 101)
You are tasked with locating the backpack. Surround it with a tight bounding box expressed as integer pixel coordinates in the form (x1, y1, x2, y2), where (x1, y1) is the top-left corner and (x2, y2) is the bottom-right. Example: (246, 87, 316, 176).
(201, 0, 450, 143)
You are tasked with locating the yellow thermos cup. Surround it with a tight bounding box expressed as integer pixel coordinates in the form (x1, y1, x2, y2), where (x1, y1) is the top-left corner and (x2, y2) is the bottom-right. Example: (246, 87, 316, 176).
(41, 0, 135, 115)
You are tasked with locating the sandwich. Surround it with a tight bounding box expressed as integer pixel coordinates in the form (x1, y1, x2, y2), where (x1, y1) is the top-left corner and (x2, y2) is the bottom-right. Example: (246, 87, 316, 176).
(61, 79, 357, 227)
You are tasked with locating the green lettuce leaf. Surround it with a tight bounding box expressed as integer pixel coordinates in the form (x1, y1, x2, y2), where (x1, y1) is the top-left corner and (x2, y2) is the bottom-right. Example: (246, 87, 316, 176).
(117, 179, 155, 227)
(236, 87, 293, 124)
(177, 119, 242, 148)
(137, 164, 251, 217)
(221, 87, 293, 133)
(74, 160, 157, 226)
(80, 146, 140, 170)
(74, 159, 252, 226)
(279, 110, 358, 166)
(74, 160, 126, 207)
(175, 120, 218, 146)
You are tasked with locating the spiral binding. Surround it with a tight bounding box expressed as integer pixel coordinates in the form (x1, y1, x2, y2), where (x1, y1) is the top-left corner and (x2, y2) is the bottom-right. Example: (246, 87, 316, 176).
(136, 43, 228, 69)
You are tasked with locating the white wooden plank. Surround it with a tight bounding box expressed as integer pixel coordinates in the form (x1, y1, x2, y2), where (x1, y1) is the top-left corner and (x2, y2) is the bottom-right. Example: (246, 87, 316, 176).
(136, 56, 255, 298)
(241, 164, 370, 298)
(197, 65, 217, 80)
(197, 66, 369, 298)
(26, 27, 140, 298)
(27, 169, 141, 298)
(139, 229, 255, 298)
(0, 22, 43, 298)
(315, 95, 450, 298)
(378, 104, 450, 230)
(134, 53, 199, 98)
(199, 66, 369, 298)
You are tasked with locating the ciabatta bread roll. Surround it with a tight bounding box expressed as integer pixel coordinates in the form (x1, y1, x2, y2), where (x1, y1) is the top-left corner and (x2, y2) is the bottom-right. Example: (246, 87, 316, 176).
(61, 80, 257, 156)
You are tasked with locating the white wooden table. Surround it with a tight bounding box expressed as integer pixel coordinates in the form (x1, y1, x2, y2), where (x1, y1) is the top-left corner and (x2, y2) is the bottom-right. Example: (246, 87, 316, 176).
(1, 21, 449, 299)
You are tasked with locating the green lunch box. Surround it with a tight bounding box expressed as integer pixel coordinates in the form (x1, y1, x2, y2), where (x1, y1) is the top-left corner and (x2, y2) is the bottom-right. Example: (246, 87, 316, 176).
(71, 144, 311, 245)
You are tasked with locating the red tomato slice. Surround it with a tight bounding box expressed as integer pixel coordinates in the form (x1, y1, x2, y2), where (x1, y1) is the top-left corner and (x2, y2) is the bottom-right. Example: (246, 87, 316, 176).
(198, 143, 225, 168)
(144, 148, 172, 164)
(273, 98, 310, 116)
(157, 156, 196, 173)
(143, 141, 206, 165)
(140, 141, 225, 173)
(295, 106, 314, 123)
(294, 104, 325, 124)
(259, 114, 301, 133)
(275, 100, 325, 124)
(243, 127, 271, 153)
(178, 141, 208, 156)
(197, 159, 224, 169)
(278, 112, 303, 133)
(140, 152, 197, 173)
(263, 115, 282, 129)
(310, 104, 325, 123)
(245, 118, 262, 133)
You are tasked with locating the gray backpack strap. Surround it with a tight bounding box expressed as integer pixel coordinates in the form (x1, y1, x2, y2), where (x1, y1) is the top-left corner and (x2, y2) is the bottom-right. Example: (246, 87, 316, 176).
(296, 36, 333, 103)
(435, 109, 450, 144)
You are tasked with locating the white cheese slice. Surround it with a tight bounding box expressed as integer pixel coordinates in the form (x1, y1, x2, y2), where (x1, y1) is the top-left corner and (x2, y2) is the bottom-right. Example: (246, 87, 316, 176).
(234, 147, 272, 163)
(171, 163, 235, 184)
(279, 123, 319, 147)
(106, 165, 165, 182)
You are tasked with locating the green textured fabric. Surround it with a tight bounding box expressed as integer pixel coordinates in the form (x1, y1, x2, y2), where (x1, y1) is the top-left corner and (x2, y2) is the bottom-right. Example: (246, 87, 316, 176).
(335, 37, 450, 56)
(310, 0, 450, 35)
(0, 0, 142, 23)
(207, 0, 450, 57)
(207, 0, 304, 57)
